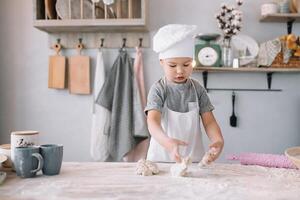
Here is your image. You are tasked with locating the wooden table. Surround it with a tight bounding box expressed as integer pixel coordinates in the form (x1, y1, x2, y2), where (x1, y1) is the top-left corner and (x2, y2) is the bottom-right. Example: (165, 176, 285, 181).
(0, 162, 300, 200)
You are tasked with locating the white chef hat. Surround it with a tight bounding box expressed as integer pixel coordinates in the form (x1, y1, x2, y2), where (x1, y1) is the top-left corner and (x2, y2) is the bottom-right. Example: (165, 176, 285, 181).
(153, 24, 197, 59)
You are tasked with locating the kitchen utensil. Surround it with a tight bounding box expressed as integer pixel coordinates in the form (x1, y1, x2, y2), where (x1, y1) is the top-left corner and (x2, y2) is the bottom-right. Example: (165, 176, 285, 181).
(285, 146, 300, 169)
(194, 34, 222, 67)
(116, 0, 122, 18)
(293, 0, 300, 13)
(128, 0, 133, 18)
(11, 131, 39, 166)
(40, 144, 63, 175)
(279, 0, 290, 13)
(48, 42, 66, 89)
(69, 41, 91, 95)
(290, 0, 297, 13)
(261, 3, 279, 15)
(45, 0, 57, 19)
(230, 92, 237, 127)
(232, 58, 240, 68)
(56, 0, 114, 19)
(103, 0, 114, 5)
(14, 146, 44, 178)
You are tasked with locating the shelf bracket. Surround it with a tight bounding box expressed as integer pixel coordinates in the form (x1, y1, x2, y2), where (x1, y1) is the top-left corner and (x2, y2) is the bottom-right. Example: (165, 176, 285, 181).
(287, 19, 295, 34)
(202, 71, 208, 90)
(202, 71, 281, 92)
(267, 72, 273, 90)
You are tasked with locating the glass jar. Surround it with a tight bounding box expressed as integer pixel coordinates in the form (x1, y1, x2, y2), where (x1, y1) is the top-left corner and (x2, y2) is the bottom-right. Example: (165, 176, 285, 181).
(222, 38, 233, 67)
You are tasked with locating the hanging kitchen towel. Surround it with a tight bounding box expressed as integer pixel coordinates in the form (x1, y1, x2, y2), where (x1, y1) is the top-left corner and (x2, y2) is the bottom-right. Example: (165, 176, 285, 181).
(90, 50, 110, 161)
(132, 47, 149, 138)
(134, 47, 147, 107)
(96, 50, 148, 161)
(124, 47, 150, 162)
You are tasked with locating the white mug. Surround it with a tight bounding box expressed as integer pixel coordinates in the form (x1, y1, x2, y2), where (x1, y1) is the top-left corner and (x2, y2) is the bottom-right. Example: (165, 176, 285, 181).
(11, 131, 39, 165)
(261, 3, 279, 16)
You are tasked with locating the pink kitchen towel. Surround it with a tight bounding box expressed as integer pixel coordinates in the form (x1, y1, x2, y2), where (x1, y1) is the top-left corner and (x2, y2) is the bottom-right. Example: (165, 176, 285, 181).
(123, 47, 149, 162)
(227, 152, 297, 169)
(133, 46, 147, 108)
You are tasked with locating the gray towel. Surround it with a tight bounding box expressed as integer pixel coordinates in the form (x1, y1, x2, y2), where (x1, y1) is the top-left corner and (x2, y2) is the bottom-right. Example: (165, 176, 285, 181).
(96, 50, 148, 161)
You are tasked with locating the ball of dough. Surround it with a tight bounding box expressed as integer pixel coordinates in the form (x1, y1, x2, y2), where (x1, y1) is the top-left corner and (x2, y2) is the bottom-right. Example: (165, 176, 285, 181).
(136, 159, 160, 176)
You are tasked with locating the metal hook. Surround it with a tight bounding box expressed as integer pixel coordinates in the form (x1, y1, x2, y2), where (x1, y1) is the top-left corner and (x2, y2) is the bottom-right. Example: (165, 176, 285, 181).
(122, 38, 127, 48)
(139, 38, 143, 48)
(77, 38, 83, 53)
(55, 38, 61, 49)
(100, 38, 104, 48)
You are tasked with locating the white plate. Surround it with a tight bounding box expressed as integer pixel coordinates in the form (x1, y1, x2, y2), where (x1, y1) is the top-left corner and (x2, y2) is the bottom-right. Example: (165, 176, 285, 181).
(231, 34, 259, 66)
(56, 0, 115, 19)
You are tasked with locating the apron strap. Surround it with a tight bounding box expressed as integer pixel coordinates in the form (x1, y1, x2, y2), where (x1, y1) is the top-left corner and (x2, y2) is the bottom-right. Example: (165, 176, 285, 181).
(190, 79, 200, 108)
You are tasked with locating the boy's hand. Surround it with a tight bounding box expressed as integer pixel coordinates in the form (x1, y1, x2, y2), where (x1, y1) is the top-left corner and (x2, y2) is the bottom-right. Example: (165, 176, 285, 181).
(166, 138, 188, 163)
(207, 141, 224, 163)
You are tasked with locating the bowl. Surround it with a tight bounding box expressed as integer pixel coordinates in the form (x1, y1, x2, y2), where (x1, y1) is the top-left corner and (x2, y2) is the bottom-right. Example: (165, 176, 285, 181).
(285, 146, 300, 169)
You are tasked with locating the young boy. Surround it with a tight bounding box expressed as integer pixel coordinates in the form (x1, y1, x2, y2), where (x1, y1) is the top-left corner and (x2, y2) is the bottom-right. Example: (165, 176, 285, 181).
(145, 24, 224, 163)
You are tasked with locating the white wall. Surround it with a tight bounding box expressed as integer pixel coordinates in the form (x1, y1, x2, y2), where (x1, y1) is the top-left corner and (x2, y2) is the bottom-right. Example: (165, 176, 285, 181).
(0, 0, 300, 162)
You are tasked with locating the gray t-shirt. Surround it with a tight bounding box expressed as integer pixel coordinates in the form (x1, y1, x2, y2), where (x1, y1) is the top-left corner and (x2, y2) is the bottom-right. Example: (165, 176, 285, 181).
(145, 78, 214, 115)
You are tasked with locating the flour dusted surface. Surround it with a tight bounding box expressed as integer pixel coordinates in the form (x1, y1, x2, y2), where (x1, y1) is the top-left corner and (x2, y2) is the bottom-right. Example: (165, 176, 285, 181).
(1, 162, 300, 200)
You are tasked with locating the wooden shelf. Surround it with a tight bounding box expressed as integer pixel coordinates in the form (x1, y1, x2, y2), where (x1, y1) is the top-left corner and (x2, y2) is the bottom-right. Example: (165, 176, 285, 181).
(33, 0, 148, 33)
(193, 67, 300, 73)
(33, 19, 148, 33)
(260, 13, 300, 22)
(193, 67, 295, 91)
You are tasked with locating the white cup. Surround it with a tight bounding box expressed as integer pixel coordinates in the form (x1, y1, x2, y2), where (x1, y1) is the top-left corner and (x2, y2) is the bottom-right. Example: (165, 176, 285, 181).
(261, 3, 279, 15)
(11, 131, 39, 166)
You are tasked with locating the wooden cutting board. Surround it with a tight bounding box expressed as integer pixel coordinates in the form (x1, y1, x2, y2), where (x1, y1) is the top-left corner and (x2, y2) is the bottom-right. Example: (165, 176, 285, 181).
(48, 43, 66, 89)
(69, 43, 91, 95)
(45, 0, 57, 19)
(290, 0, 297, 13)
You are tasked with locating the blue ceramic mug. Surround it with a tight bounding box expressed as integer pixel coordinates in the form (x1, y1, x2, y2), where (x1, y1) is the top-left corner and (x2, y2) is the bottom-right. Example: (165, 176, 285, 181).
(40, 144, 63, 175)
(14, 146, 44, 178)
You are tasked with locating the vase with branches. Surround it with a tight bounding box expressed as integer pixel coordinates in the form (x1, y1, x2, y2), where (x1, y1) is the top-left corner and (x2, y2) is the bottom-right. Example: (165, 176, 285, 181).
(215, 0, 243, 67)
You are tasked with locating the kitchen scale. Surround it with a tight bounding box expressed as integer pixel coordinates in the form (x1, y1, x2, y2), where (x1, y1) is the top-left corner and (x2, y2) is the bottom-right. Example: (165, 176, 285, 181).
(194, 34, 222, 67)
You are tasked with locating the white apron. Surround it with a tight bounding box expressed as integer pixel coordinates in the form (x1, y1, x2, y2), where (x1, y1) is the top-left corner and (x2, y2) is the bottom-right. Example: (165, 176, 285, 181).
(147, 78, 205, 162)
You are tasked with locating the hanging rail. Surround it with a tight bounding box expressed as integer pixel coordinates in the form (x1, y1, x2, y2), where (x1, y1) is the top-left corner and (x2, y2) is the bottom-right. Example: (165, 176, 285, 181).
(48, 32, 149, 49)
